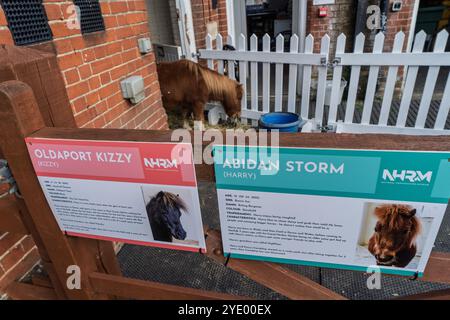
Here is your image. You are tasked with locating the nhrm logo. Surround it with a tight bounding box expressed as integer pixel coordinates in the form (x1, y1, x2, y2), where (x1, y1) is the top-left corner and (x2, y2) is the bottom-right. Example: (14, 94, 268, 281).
(382, 169, 433, 184)
(144, 158, 178, 169)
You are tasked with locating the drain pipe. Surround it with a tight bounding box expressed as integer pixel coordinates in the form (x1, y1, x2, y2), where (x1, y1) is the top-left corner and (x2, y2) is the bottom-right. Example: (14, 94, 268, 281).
(380, 0, 388, 33)
(354, 0, 368, 47)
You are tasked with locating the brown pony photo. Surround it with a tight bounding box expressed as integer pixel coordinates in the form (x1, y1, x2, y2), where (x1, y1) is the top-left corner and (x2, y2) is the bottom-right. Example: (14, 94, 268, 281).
(157, 59, 243, 128)
(368, 204, 421, 268)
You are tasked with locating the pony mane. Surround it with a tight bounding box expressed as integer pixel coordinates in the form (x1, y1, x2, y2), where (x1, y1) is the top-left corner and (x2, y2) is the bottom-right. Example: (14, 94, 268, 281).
(376, 204, 421, 245)
(159, 192, 187, 212)
(181, 59, 241, 102)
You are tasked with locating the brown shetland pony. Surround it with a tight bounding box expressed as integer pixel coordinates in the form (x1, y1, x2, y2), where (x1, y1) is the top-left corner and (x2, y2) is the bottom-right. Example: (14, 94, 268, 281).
(157, 60, 243, 124)
(368, 204, 421, 268)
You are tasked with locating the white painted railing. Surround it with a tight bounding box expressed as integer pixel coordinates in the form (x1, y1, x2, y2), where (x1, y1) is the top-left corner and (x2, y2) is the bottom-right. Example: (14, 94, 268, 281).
(199, 30, 450, 135)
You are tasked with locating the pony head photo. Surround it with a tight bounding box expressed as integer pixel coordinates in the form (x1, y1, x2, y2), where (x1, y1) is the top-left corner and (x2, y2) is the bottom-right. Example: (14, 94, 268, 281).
(146, 191, 188, 243)
(368, 204, 421, 268)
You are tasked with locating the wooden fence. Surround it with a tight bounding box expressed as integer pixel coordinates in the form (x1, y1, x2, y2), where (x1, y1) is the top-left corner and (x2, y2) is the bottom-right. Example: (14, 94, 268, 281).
(199, 30, 450, 135)
(0, 79, 450, 299)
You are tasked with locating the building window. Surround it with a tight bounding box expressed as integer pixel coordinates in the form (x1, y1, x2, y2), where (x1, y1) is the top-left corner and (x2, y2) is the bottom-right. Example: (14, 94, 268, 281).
(0, 0, 53, 46)
(74, 0, 105, 34)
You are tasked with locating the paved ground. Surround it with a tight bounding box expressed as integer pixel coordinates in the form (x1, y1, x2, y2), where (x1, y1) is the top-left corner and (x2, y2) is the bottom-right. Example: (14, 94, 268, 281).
(118, 182, 450, 300)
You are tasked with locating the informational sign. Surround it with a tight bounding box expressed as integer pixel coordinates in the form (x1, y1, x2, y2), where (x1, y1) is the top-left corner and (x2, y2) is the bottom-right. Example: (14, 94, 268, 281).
(26, 138, 206, 253)
(214, 146, 450, 277)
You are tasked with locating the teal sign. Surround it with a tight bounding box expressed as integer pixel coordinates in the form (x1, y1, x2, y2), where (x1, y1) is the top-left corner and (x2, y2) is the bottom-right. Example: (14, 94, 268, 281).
(213, 146, 450, 204)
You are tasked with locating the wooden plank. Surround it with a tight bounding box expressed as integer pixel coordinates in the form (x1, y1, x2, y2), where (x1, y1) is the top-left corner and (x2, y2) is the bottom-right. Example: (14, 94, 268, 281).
(0, 81, 119, 300)
(300, 35, 314, 119)
(0, 197, 28, 234)
(421, 252, 450, 285)
(361, 32, 384, 124)
(6, 282, 58, 300)
(415, 30, 449, 128)
(30, 127, 450, 184)
(396, 31, 427, 127)
(287, 35, 299, 113)
(0, 46, 76, 128)
(262, 34, 271, 114)
(274, 34, 284, 112)
(89, 272, 247, 300)
(328, 34, 346, 124)
(314, 35, 330, 126)
(345, 33, 365, 123)
(379, 32, 405, 126)
(31, 274, 54, 289)
(205, 229, 346, 300)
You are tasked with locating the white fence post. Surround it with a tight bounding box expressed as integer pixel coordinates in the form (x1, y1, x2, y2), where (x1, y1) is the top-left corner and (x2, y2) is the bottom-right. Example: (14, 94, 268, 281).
(275, 34, 285, 112)
(415, 29, 449, 128)
(250, 34, 259, 125)
(287, 34, 299, 114)
(315, 34, 330, 126)
(435, 73, 450, 130)
(262, 34, 271, 114)
(328, 34, 346, 124)
(216, 34, 224, 75)
(344, 33, 365, 123)
(205, 34, 214, 70)
(396, 31, 426, 127)
(227, 35, 236, 80)
(300, 34, 314, 120)
(361, 32, 384, 125)
(378, 31, 405, 126)
(238, 34, 248, 121)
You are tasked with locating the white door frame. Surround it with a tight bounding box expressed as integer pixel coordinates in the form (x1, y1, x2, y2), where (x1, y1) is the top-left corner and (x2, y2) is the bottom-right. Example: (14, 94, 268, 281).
(233, 0, 247, 41)
(230, 1, 306, 43)
(175, 0, 197, 61)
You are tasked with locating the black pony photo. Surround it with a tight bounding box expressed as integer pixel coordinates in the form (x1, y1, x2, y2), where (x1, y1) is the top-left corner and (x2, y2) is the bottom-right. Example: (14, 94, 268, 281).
(146, 191, 188, 243)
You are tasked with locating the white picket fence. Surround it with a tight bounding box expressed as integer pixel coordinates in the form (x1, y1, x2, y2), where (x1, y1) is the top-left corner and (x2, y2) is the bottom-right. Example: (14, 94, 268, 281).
(198, 30, 450, 135)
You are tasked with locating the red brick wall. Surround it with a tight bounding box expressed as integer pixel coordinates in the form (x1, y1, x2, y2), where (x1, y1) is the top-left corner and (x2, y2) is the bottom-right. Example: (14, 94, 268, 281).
(0, 3, 13, 45)
(384, 0, 415, 52)
(307, 0, 415, 53)
(307, 0, 356, 53)
(0, 0, 167, 130)
(191, 0, 228, 51)
(0, 0, 169, 294)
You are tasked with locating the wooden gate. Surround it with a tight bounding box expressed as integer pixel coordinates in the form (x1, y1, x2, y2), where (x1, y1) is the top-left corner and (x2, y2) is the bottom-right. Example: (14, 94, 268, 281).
(1, 52, 450, 300)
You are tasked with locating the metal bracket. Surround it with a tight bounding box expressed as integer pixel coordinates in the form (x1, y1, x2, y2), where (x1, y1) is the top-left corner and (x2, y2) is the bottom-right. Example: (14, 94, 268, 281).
(192, 51, 201, 59)
(320, 57, 328, 66)
(0, 159, 19, 199)
(330, 57, 341, 67)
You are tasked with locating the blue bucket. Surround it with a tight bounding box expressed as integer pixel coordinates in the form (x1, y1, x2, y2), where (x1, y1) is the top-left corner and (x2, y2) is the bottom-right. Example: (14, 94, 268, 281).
(259, 112, 306, 132)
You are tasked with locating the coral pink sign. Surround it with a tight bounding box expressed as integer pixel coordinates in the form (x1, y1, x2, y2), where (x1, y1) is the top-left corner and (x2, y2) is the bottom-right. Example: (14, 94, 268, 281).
(26, 138, 206, 253)
(26, 138, 197, 186)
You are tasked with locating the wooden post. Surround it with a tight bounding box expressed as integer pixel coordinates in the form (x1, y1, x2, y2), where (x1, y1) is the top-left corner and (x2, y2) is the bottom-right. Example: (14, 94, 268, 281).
(0, 81, 120, 299)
